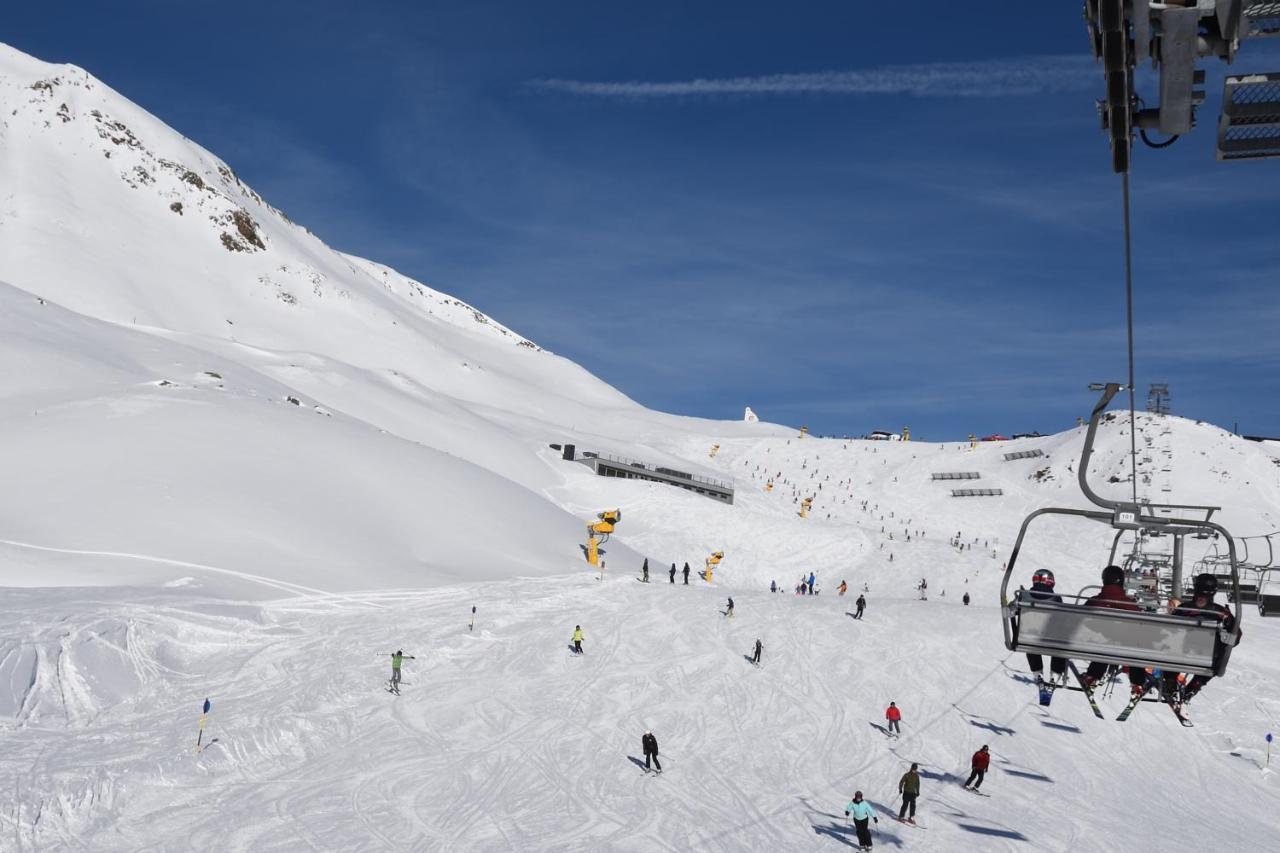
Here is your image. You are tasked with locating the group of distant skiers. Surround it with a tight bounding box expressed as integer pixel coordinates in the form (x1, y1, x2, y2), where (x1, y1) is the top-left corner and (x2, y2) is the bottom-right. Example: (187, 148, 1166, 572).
(840, 744, 991, 849)
(778, 571, 817, 595)
(639, 558, 695, 584)
(377, 554, 1240, 852)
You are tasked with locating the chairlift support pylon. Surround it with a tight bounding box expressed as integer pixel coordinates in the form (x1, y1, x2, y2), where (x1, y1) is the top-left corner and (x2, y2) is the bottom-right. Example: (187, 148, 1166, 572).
(1000, 383, 1243, 678)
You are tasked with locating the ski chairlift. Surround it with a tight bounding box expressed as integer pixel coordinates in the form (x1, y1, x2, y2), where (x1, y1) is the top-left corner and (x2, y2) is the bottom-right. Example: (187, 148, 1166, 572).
(1259, 570, 1280, 618)
(1000, 383, 1243, 678)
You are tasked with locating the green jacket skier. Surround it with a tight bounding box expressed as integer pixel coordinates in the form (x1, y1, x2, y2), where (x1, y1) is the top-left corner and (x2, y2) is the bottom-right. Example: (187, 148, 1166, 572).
(897, 763, 921, 823)
(389, 649, 415, 691)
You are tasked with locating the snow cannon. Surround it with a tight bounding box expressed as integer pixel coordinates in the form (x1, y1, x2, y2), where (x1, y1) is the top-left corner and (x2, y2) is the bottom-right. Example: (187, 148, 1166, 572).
(704, 550, 724, 582)
(585, 509, 622, 567)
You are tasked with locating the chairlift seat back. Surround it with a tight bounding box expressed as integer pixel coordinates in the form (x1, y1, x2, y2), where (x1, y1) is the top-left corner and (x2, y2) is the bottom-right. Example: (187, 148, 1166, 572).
(1009, 589, 1228, 676)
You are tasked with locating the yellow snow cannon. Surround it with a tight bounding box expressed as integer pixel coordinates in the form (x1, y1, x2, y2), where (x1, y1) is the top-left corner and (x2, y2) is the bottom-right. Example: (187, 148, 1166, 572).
(585, 509, 622, 567)
(704, 550, 724, 581)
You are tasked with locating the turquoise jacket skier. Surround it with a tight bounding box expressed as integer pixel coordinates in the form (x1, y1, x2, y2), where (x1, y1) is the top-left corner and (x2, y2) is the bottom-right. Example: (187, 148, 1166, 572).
(846, 799, 877, 821)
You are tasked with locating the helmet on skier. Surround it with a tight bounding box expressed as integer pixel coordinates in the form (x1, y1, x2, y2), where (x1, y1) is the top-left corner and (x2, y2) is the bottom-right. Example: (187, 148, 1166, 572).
(1193, 573, 1218, 597)
(1031, 569, 1056, 588)
(1101, 565, 1125, 586)
(853, 791, 863, 800)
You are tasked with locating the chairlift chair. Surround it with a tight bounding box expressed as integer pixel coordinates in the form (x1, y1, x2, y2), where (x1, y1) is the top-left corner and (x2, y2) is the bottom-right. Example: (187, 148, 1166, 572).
(1001, 384, 1243, 678)
(1259, 570, 1280, 618)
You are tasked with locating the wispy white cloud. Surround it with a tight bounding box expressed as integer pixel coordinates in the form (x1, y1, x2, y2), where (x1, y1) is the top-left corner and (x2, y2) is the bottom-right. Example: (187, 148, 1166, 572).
(530, 55, 1097, 99)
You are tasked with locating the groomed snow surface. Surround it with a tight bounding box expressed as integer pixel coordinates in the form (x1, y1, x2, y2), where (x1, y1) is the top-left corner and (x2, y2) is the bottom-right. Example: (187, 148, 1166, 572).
(4, 571, 1279, 852)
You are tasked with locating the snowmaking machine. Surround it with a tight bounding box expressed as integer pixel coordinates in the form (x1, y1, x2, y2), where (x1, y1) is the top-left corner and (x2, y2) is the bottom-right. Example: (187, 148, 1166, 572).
(585, 509, 622, 567)
(703, 550, 724, 582)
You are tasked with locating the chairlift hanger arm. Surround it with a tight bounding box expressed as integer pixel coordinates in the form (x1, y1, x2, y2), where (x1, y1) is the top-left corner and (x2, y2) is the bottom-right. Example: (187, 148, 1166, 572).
(1078, 382, 1126, 511)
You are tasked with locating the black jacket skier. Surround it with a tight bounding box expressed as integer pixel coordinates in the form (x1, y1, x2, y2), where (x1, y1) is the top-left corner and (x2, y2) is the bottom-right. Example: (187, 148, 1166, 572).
(1162, 574, 1241, 702)
(642, 731, 661, 772)
(642, 559, 649, 583)
(1025, 571, 1067, 679)
(682, 563, 690, 584)
(669, 563, 676, 584)
(854, 595, 866, 619)
(752, 638, 762, 664)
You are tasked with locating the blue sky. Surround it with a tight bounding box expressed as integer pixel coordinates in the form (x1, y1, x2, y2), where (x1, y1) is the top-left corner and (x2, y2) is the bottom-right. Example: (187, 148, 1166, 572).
(8, 2, 1280, 439)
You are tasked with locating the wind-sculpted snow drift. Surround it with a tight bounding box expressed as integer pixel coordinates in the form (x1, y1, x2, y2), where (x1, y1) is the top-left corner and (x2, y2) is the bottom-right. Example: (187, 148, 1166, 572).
(1, 42, 1279, 852)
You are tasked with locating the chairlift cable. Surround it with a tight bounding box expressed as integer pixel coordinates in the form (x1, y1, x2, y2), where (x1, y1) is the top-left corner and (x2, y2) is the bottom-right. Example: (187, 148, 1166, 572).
(1121, 171, 1139, 505)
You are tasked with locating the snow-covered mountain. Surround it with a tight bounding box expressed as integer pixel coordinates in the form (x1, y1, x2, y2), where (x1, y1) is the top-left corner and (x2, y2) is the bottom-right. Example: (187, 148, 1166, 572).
(2, 42, 1278, 852)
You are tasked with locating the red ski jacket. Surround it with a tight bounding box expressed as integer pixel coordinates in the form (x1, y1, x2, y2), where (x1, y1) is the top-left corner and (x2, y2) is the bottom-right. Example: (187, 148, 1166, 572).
(1086, 584, 1139, 612)
(971, 750, 990, 771)
(886, 706, 901, 722)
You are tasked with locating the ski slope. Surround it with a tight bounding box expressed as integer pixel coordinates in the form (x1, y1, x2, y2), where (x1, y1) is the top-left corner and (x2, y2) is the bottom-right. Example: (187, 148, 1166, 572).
(4, 576, 1279, 852)
(1, 41, 1279, 852)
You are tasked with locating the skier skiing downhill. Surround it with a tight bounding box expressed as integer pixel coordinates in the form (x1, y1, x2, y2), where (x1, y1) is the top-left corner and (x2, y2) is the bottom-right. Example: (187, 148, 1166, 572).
(845, 791, 879, 850)
(1025, 570, 1068, 685)
(641, 730, 661, 773)
(726, 597, 735, 618)
(752, 638, 763, 665)
(682, 563, 691, 585)
(885, 702, 902, 736)
(642, 559, 649, 583)
(964, 745, 990, 791)
(1081, 566, 1149, 695)
(854, 595, 866, 619)
(572, 625, 584, 655)
(1161, 573, 1241, 705)
(388, 650, 415, 693)
(838, 580, 848, 596)
(897, 763, 921, 823)
(670, 563, 676, 584)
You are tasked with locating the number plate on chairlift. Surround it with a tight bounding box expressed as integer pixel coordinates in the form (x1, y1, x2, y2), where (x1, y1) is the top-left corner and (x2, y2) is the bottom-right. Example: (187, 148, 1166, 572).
(1112, 507, 1143, 530)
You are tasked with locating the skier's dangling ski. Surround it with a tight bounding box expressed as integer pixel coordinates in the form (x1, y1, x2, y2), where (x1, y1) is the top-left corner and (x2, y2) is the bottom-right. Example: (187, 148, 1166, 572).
(1036, 675, 1052, 706)
(1067, 661, 1105, 719)
(1115, 670, 1159, 722)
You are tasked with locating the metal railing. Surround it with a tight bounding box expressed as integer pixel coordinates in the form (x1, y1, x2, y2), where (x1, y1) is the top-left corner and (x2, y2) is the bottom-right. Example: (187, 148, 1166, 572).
(590, 453, 734, 491)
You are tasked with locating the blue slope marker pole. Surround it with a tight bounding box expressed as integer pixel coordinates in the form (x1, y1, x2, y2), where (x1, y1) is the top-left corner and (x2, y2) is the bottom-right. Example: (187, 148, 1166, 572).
(196, 698, 211, 753)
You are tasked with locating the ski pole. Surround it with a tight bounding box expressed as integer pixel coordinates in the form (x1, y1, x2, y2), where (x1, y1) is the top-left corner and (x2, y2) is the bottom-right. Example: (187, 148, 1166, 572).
(195, 698, 211, 753)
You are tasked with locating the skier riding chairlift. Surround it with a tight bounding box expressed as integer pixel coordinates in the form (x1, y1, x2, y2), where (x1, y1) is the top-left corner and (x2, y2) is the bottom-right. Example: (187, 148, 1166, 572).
(1000, 383, 1244, 684)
